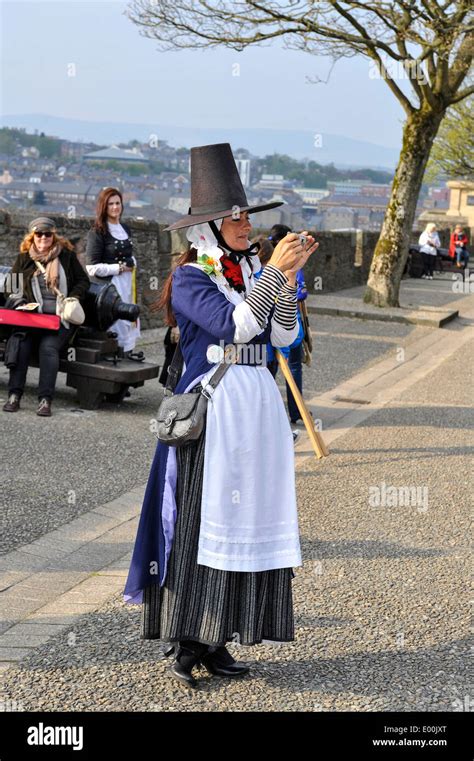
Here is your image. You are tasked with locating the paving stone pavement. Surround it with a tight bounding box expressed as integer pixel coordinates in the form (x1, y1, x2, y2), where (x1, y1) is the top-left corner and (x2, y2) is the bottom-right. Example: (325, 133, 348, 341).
(0, 283, 472, 711)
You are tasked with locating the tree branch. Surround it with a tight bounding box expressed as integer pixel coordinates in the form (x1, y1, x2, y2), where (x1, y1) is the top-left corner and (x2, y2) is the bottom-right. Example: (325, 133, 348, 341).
(447, 31, 473, 94)
(449, 84, 474, 105)
(126, 0, 472, 114)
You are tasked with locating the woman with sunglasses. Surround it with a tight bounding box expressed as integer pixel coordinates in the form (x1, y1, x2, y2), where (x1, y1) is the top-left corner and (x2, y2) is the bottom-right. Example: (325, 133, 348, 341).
(2, 217, 90, 416)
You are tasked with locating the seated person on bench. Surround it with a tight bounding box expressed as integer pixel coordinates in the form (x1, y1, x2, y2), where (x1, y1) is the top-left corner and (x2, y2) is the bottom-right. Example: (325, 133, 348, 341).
(2, 217, 89, 417)
(449, 224, 469, 268)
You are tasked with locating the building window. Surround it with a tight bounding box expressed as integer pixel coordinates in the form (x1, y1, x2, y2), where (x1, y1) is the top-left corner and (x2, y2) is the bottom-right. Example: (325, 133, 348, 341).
(466, 195, 474, 206)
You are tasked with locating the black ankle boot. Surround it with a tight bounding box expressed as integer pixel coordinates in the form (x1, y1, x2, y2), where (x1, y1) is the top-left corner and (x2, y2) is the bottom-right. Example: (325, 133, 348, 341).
(168, 641, 208, 688)
(200, 645, 250, 678)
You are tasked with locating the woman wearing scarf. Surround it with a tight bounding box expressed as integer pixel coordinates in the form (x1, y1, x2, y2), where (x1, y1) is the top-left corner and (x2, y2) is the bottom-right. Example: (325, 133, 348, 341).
(448, 224, 469, 268)
(2, 217, 90, 416)
(123, 144, 318, 688)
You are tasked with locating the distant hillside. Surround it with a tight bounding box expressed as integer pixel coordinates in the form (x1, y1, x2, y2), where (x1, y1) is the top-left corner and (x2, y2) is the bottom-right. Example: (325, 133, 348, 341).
(2, 114, 399, 171)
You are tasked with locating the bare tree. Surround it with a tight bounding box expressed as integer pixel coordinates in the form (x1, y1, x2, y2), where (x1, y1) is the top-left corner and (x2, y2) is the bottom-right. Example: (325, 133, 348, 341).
(126, 1, 473, 307)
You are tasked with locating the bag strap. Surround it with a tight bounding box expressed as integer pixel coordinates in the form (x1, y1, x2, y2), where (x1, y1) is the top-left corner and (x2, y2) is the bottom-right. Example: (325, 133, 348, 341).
(164, 338, 242, 398)
(33, 259, 63, 299)
(203, 344, 241, 395)
(164, 340, 185, 396)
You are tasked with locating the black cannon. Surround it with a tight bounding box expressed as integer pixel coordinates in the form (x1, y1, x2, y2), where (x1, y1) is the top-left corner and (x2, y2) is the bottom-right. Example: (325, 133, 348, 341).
(0, 265, 159, 408)
(82, 280, 140, 331)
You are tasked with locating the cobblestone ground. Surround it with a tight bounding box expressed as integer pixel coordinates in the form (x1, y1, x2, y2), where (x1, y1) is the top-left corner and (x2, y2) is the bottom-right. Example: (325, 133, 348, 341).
(0, 340, 470, 712)
(0, 312, 420, 553)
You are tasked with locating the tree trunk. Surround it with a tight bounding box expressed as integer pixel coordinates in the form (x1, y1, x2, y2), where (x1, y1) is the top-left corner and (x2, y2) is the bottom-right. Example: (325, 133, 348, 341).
(364, 108, 444, 307)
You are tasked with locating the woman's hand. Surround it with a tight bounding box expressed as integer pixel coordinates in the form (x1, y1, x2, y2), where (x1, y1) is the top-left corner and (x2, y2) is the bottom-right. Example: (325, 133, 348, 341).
(278, 232, 319, 279)
(268, 233, 303, 273)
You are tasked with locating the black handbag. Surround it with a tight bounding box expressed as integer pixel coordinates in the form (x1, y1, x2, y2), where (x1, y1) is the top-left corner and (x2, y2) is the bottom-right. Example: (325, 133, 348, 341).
(156, 339, 240, 446)
(4, 331, 28, 369)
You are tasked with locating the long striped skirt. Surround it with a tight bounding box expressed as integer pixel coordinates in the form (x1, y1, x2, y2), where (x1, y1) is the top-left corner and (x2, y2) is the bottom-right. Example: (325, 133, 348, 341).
(141, 384, 295, 647)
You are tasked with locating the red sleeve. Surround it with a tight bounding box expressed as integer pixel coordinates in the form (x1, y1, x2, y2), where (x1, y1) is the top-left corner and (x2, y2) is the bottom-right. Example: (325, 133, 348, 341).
(448, 234, 456, 259)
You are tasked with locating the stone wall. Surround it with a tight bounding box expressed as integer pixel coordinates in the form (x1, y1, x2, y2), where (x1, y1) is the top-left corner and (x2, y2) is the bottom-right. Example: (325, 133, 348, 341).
(299, 230, 375, 292)
(0, 209, 453, 328)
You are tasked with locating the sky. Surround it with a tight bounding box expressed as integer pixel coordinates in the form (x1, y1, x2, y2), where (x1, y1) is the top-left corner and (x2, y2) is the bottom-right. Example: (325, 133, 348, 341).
(1, 0, 406, 151)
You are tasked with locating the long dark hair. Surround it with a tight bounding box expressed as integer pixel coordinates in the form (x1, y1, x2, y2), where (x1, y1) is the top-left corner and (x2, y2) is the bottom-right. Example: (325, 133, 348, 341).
(150, 247, 197, 326)
(94, 187, 124, 234)
(151, 222, 257, 325)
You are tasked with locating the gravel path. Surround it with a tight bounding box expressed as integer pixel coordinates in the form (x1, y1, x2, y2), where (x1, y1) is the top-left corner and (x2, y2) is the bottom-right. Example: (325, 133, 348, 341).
(0, 313, 420, 554)
(1, 344, 470, 712)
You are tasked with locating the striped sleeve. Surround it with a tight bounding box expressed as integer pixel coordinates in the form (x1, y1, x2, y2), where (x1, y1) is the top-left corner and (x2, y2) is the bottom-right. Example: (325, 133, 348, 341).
(244, 264, 288, 328)
(273, 282, 298, 329)
(270, 281, 299, 347)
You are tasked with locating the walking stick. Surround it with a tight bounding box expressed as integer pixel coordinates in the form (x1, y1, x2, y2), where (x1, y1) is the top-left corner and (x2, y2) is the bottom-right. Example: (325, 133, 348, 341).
(276, 350, 329, 459)
(299, 300, 312, 356)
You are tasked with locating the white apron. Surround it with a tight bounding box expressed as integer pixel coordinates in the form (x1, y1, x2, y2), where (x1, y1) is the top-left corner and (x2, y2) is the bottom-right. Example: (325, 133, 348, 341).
(181, 258, 302, 573)
(109, 268, 140, 352)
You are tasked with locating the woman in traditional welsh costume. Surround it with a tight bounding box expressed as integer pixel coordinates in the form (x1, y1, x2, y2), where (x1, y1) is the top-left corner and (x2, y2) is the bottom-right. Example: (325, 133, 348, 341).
(86, 187, 143, 360)
(124, 144, 317, 688)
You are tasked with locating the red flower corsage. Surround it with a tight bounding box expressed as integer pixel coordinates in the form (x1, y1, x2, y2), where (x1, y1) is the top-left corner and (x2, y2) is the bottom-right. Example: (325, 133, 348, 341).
(220, 254, 246, 293)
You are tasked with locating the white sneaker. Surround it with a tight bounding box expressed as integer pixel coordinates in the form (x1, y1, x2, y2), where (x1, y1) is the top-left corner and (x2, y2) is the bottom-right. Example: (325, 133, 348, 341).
(292, 430, 300, 444)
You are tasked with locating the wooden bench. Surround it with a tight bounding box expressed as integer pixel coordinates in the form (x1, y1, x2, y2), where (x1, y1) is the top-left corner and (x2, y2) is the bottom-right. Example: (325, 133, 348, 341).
(0, 324, 160, 409)
(408, 245, 470, 280)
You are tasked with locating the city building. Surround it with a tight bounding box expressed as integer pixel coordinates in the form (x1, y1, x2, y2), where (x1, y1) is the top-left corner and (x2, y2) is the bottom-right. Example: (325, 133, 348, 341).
(83, 146, 149, 164)
(446, 180, 474, 227)
(0, 170, 13, 185)
(254, 174, 293, 191)
(417, 180, 474, 232)
(3, 180, 101, 206)
(318, 193, 388, 231)
(236, 158, 251, 188)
